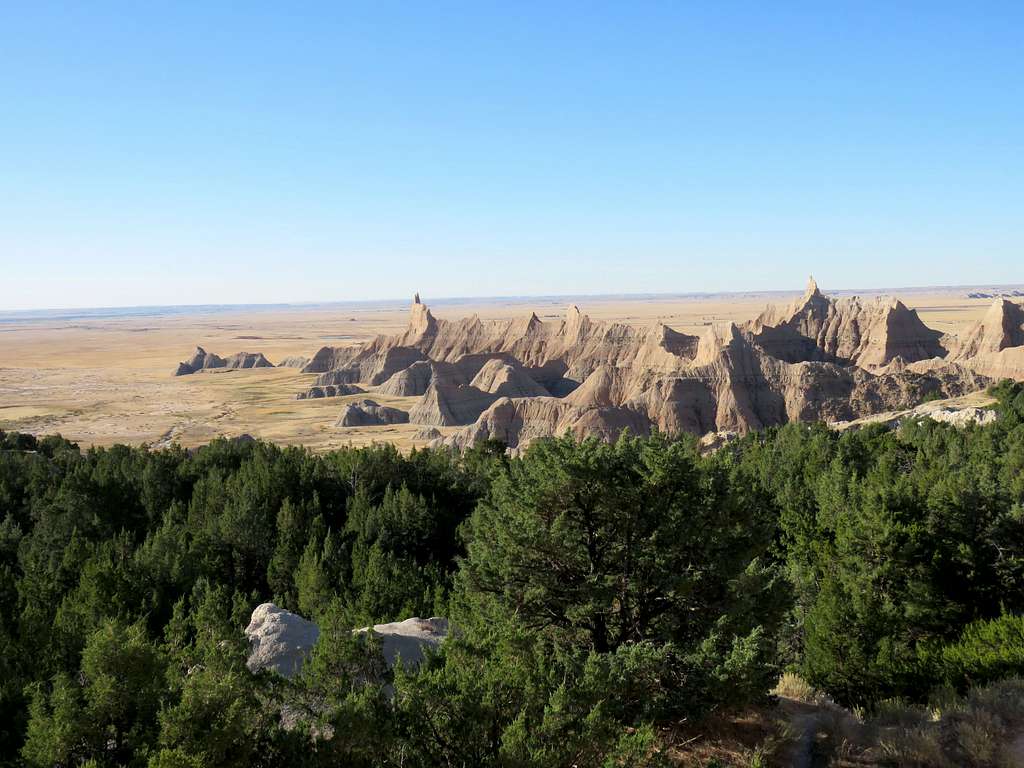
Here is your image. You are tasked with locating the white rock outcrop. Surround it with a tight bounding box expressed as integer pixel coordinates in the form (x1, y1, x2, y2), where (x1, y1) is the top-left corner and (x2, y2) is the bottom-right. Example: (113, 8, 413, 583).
(354, 616, 449, 669)
(245, 603, 448, 680)
(246, 602, 320, 679)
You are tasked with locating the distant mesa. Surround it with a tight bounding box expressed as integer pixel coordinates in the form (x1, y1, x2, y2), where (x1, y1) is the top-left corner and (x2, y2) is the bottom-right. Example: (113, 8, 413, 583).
(174, 346, 274, 376)
(298, 288, 1023, 450)
(336, 399, 410, 427)
(968, 290, 1024, 300)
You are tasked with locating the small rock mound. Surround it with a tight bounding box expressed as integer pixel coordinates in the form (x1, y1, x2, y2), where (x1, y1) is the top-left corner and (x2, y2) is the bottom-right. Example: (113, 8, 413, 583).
(414, 426, 443, 441)
(379, 359, 475, 397)
(297, 383, 365, 400)
(354, 617, 449, 669)
(445, 396, 650, 452)
(278, 355, 310, 369)
(246, 603, 320, 679)
(925, 406, 997, 427)
(470, 359, 549, 398)
(337, 399, 410, 427)
(174, 347, 274, 376)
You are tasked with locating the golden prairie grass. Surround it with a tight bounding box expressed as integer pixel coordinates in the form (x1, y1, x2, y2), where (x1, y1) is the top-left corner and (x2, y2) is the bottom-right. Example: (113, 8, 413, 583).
(771, 672, 819, 704)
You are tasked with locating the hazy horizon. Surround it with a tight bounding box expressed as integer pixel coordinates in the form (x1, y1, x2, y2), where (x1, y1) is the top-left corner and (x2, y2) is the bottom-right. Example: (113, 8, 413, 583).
(3, 4, 1021, 310)
(4, 279, 1024, 317)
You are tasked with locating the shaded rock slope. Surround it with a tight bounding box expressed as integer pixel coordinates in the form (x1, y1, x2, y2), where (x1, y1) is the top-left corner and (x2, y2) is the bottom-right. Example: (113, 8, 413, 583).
(302, 281, 1020, 450)
(336, 399, 410, 427)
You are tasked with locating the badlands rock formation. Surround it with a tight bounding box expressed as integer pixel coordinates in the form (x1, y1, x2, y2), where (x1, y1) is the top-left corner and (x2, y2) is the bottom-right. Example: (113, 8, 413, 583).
(301, 282, 1022, 450)
(948, 299, 1024, 379)
(750, 279, 946, 368)
(297, 383, 365, 400)
(245, 602, 447, 680)
(174, 346, 274, 376)
(336, 399, 410, 427)
(278, 355, 311, 369)
(408, 383, 500, 427)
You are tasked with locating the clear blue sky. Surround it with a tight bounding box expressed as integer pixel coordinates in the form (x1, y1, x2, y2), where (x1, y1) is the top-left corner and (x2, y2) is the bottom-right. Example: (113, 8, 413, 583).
(2, 2, 1021, 310)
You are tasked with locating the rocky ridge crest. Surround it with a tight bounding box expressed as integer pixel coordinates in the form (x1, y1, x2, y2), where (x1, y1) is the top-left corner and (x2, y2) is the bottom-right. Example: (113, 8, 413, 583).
(301, 281, 1021, 450)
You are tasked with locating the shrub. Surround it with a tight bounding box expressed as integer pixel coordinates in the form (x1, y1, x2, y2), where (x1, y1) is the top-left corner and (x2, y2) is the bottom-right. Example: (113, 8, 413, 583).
(938, 614, 1024, 688)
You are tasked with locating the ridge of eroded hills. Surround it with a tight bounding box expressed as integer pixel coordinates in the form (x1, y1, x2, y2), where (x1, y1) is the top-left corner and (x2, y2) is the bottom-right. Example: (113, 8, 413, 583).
(300, 280, 1023, 450)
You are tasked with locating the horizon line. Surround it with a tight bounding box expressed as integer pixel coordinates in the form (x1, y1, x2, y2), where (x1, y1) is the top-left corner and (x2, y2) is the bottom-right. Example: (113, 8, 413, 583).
(3, 281, 1023, 317)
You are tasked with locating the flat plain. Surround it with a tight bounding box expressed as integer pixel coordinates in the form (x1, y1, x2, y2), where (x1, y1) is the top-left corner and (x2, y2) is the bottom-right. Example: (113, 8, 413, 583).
(0, 286, 1012, 451)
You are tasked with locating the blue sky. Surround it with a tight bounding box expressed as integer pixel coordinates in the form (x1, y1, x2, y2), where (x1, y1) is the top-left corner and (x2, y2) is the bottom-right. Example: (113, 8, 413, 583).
(1, 2, 1021, 310)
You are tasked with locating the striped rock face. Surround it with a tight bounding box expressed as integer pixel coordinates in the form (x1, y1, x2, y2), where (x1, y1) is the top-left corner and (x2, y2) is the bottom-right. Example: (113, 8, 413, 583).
(302, 284, 1022, 449)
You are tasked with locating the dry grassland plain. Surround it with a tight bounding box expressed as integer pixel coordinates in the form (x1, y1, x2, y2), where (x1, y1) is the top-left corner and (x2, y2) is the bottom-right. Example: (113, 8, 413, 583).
(0, 287, 1011, 451)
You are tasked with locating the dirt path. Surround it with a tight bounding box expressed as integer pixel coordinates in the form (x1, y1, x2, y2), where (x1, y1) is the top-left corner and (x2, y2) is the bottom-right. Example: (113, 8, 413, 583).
(1008, 730, 1024, 764)
(787, 712, 820, 768)
(776, 698, 837, 768)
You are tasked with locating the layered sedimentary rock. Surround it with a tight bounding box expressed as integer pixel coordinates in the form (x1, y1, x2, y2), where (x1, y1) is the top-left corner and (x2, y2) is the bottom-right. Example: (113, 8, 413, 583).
(408, 383, 498, 426)
(750, 278, 946, 368)
(947, 299, 1024, 379)
(449, 396, 651, 451)
(311, 346, 428, 387)
(174, 347, 274, 376)
(336, 399, 410, 427)
(414, 426, 443, 441)
(301, 281, 1021, 449)
(470, 359, 549, 397)
(377, 360, 472, 397)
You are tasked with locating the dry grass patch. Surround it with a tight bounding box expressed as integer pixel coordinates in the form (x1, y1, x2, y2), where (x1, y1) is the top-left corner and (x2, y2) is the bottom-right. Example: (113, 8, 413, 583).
(772, 672, 820, 704)
(663, 706, 794, 767)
